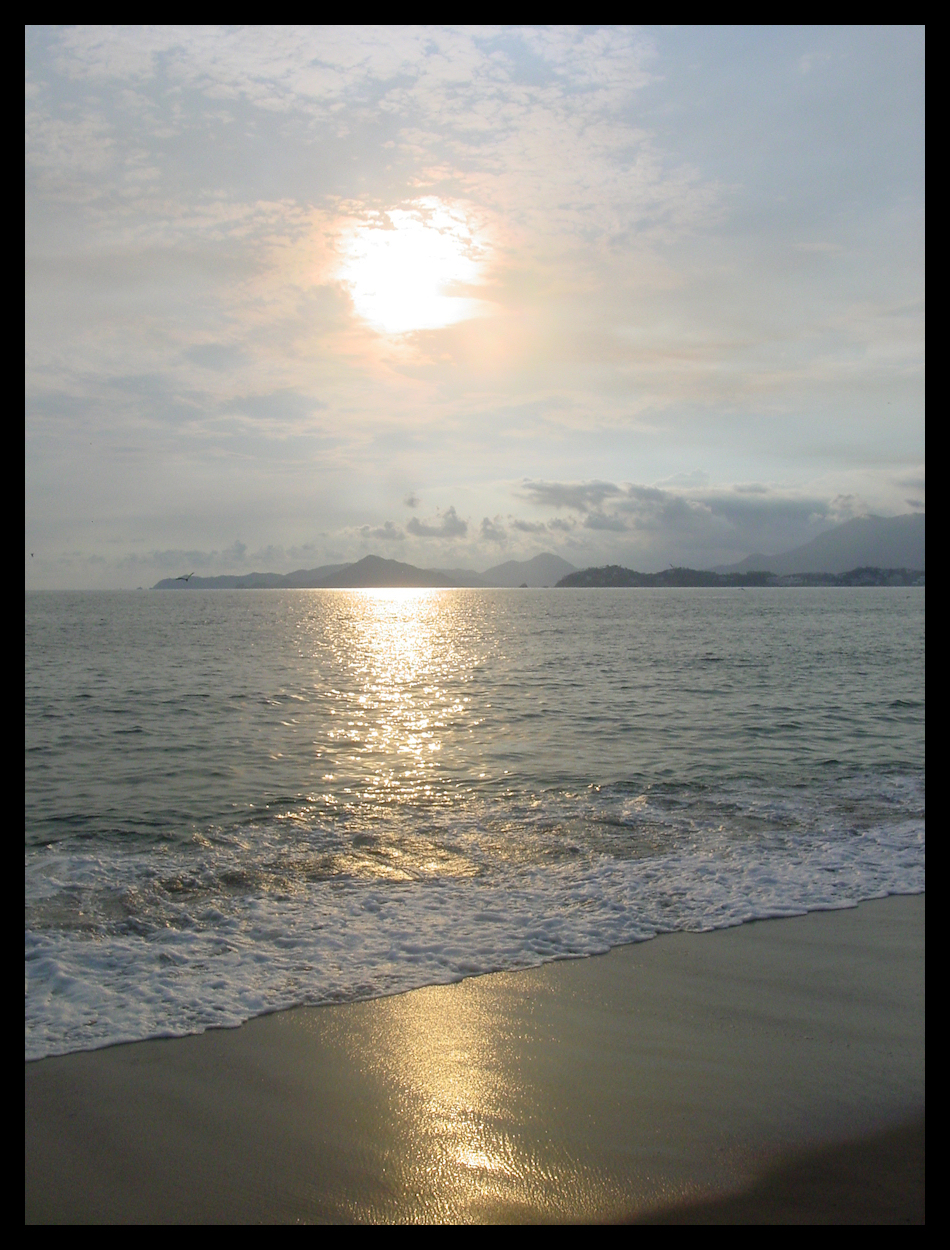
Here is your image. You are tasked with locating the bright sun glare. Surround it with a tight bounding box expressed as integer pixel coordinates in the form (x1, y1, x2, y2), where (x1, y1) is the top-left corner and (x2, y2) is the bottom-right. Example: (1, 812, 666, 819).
(340, 199, 488, 335)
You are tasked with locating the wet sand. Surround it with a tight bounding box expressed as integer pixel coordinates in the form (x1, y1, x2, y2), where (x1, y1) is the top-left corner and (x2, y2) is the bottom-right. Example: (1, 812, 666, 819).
(25, 894, 924, 1223)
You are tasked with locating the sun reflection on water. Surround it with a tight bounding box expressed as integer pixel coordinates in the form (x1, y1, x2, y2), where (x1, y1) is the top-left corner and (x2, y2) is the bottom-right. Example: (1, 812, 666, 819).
(364, 981, 532, 1218)
(327, 591, 458, 791)
(352, 974, 632, 1222)
(296, 593, 623, 1216)
(292, 590, 492, 883)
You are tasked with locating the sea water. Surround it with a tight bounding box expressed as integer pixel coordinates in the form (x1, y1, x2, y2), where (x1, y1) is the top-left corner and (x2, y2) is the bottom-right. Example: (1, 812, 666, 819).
(25, 588, 924, 1059)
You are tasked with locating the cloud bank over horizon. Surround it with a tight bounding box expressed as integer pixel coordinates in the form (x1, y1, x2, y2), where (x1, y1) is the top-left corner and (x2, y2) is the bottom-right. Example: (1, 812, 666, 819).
(26, 26, 924, 588)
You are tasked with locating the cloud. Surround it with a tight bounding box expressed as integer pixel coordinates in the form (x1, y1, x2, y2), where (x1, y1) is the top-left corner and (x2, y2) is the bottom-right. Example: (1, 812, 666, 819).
(583, 511, 628, 532)
(509, 475, 900, 566)
(358, 521, 405, 542)
(406, 505, 467, 539)
(827, 494, 870, 520)
(26, 24, 717, 277)
(225, 390, 328, 422)
(24, 28, 924, 589)
(657, 469, 710, 489)
(891, 466, 925, 495)
(121, 539, 257, 573)
(520, 480, 622, 512)
(480, 516, 507, 544)
(186, 343, 246, 371)
(223, 539, 247, 563)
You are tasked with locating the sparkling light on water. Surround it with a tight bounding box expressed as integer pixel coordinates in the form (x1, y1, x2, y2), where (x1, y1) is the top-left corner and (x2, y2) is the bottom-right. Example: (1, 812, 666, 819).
(25, 588, 925, 1058)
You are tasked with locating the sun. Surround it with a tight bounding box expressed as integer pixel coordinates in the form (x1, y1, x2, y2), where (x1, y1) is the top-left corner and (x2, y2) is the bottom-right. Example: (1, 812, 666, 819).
(339, 199, 489, 335)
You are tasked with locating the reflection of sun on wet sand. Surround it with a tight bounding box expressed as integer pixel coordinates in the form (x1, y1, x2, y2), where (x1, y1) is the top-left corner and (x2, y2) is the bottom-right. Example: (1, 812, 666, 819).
(25, 895, 923, 1224)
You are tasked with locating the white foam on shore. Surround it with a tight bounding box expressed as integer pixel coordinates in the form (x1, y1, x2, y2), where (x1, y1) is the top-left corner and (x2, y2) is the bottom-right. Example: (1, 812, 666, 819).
(25, 773, 924, 1060)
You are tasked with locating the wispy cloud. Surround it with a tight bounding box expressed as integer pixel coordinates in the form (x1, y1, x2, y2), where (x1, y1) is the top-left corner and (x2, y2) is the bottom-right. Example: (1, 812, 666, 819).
(25, 27, 924, 587)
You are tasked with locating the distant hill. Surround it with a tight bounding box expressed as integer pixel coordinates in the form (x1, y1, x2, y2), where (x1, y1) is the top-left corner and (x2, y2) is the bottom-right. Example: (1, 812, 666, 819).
(481, 553, 576, 587)
(153, 564, 347, 590)
(433, 553, 576, 587)
(558, 565, 924, 588)
(715, 513, 924, 576)
(319, 555, 457, 588)
(559, 567, 775, 588)
(282, 564, 351, 587)
(154, 551, 576, 590)
(433, 567, 491, 587)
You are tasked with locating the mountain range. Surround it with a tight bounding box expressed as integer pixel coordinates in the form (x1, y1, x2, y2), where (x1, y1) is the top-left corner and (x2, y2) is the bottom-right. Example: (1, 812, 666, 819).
(153, 514, 923, 590)
(154, 552, 576, 590)
(714, 513, 924, 576)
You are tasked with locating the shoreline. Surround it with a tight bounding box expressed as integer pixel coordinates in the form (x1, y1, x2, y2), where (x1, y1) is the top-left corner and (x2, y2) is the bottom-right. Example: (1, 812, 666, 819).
(26, 894, 924, 1223)
(25, 890, 926, 1066)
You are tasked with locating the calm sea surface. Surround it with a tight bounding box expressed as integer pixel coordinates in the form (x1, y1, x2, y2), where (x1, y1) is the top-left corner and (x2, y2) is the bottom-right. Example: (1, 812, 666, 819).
(25, 589, 925, 1059)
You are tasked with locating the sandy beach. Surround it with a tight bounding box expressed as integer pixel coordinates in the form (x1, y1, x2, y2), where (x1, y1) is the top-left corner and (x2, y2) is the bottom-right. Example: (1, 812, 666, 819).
(25, 893, 924, 1223)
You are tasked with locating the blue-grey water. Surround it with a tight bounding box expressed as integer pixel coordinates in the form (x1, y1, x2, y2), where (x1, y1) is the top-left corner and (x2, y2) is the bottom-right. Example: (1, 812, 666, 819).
(25, 588, 925, 1060)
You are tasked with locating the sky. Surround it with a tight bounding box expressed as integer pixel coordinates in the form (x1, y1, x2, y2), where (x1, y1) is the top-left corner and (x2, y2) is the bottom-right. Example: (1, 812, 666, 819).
(25, 26, 925, 588)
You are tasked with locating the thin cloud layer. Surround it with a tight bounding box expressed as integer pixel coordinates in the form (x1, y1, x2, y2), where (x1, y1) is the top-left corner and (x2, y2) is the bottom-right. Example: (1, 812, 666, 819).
(25, 27, 924, 587)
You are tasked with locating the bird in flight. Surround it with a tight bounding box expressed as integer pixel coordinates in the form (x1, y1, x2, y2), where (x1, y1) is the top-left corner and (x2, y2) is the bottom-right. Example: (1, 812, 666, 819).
(175, 572, 195, 582)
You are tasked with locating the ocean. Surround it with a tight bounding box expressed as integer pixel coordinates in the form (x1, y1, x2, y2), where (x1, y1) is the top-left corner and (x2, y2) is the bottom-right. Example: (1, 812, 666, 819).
(25, 588, 925, 1061)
